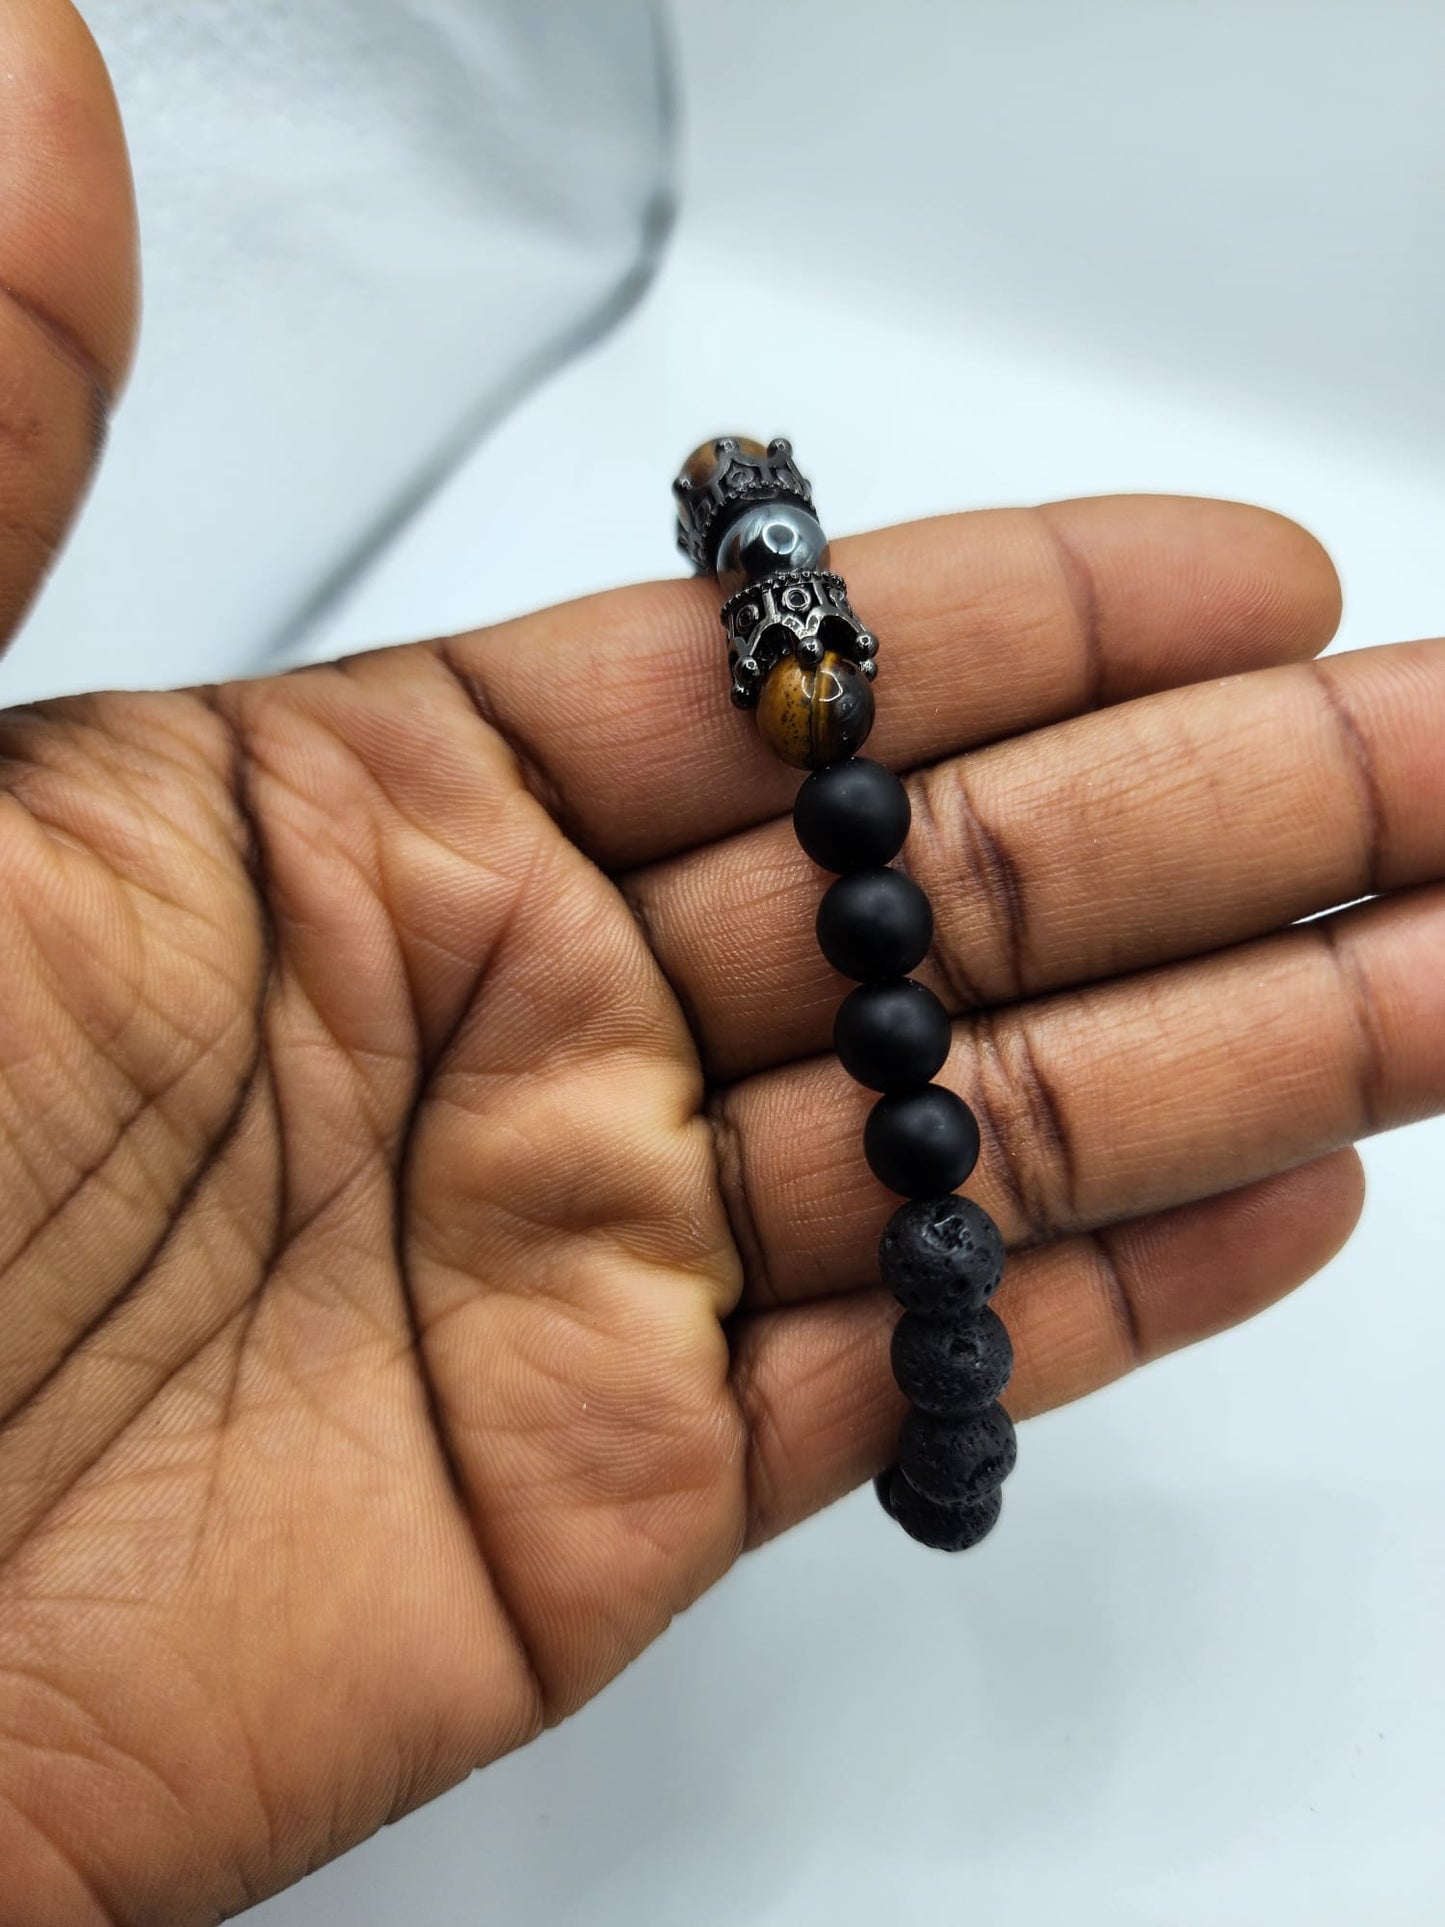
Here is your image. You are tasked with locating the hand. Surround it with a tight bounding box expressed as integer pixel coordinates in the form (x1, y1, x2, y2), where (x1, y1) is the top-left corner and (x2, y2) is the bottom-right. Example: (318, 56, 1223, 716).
(5, 8, 1445, 1923)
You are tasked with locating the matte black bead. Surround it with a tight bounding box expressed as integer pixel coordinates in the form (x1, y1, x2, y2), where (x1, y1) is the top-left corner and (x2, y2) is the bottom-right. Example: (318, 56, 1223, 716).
(878, 1194, 1006, 1316)
(873, 1466, 898, 1518)
(864, 1086, 980, 1197)
(834, 979, 950, 1092)
(888, 1472, 1003, 1552)
(793, 757, 911, 872)
(898, 1402, 1017, 1507)
(890, 1308, 1013, 1414)
(815, 867, 933, 982)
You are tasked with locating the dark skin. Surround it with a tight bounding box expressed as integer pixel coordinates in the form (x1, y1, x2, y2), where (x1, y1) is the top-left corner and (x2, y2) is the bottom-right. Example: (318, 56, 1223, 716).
(3, 5, 1444, 1921)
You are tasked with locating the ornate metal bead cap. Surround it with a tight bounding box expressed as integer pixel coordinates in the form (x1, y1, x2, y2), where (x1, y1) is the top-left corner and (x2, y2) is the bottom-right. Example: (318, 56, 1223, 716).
(722, 568, 879, 709)
(672, 434, 815, 573)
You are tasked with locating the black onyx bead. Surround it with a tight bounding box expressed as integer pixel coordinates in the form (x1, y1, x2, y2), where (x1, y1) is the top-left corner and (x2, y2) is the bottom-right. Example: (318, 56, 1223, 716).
(878, 1194, 1005, 1316)
(793, 757, 911, 872)
(898, 1402, 1017, 1507)
(887, 1471, 1003, 1552)
(816, 868, 933, 982)
(891, 1308, 1013, 1414)
(864, 1086, 980, 1197)
(834, 979, 950, 1093)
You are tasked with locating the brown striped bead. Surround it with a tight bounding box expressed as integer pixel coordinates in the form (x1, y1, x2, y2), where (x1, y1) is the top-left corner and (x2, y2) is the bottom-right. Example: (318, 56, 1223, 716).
(755, 650, 875, 769)
(680, 435, 768, 489)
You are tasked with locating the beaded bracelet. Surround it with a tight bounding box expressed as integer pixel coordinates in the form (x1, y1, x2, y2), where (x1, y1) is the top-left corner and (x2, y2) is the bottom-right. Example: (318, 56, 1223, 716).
(673, 436, 1017, 1552)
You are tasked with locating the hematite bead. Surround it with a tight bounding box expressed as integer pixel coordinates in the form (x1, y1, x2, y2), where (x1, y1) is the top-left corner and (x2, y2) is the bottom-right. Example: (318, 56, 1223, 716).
(834, 978, 950, 1093)
(878, 1194, 1005, 1316)
(793, 757, 911, 873)
(887, 1471, 1003, 1552)
(891, 1308, 1013, 1414)
(864, 1085, 980, 1197)
(816, 867, 932, 981)
(898, 1402, 1017, 1507)
(673, 435, 814, 574)
(716, 500, 830, 591)
(756, 651, 875, 769)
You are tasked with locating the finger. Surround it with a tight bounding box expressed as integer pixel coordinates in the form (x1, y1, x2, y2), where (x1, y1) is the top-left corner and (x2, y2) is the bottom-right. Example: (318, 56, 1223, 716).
(0, 0, 138, 646)
(630, 637, 1445, 1080)
(714, 884, 1444, 1308)
(732, 1149, 1364, 1546)
(433, 495, 1340, 867)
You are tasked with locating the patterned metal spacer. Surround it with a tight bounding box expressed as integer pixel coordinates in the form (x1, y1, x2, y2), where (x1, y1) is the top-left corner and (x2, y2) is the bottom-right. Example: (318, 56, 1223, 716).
(722, 568, 880, 708)
(673, 435, 816, 574)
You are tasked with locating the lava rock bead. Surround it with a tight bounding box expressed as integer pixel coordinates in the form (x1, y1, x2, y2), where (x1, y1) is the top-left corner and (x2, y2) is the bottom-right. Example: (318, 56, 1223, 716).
(815, 867, 933, 981)
(864, 1085, 980, 1197)
(886, 1471, 1003, 1552)
(834, 978, 951, 1092)
(793, 756, 911, 872)
(898, 1402, 1017, 1507)
(878, 1194, 1006, 1316)
(756, 651, 875, 769)
(891, 1308, 1013, 1414)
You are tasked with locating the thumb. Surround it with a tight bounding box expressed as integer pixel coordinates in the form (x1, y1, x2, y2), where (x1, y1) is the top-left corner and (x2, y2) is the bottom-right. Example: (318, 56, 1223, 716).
(0, 0, 138, 648)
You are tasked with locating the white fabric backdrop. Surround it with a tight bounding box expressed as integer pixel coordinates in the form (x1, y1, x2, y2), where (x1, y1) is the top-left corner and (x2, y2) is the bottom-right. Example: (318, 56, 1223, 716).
(7, 0, 670, 700)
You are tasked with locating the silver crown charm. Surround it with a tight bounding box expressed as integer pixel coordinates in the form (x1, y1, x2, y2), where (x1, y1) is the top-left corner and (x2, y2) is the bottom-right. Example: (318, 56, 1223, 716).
(722, 569, 879, 709)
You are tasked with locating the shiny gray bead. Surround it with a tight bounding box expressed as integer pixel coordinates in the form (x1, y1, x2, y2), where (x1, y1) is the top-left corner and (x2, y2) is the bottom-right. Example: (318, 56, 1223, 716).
(715, 501, 830, 590)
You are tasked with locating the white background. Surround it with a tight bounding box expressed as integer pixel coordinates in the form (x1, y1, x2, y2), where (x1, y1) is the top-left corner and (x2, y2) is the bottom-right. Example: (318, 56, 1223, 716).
(21, 2, 1445, 1922)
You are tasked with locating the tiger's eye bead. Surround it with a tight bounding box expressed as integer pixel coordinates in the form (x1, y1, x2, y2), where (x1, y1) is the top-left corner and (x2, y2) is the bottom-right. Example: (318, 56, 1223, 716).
(878, 1194, 1006, 1316)
(886, 1471, 1003, 1552)
(793, 757, 911, 872)
(756, 650, 875, 770)
(891, 1308, 1014, 1414)
(898, 1402, 1017, 1507)
(864, 1085, 980, 1197)
(679, 434, 768, 488)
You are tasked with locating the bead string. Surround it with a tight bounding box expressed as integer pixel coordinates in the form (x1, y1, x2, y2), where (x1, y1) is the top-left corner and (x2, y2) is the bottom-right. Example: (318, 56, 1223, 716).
(674, 436, 1017, 1551)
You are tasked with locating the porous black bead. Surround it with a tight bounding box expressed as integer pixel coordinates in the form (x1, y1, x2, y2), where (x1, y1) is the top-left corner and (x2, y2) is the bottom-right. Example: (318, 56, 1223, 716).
(873, 1466, 898, 1518)
(878, 1194, 1006, 1316)
(887, 1472, 1003, 1552)
(898, 1402, 1017, 1507)
(834, 979, 950, 1092)
(815, 867, 933, 981)
(793, 757, 911, 872)
(864, 1085, 980, 1197)
(891, 1308, 1013, 1414)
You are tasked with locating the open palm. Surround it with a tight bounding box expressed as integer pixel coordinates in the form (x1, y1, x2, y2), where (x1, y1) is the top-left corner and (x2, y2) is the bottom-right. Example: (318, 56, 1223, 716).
(4, 10, 1445, 1923)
